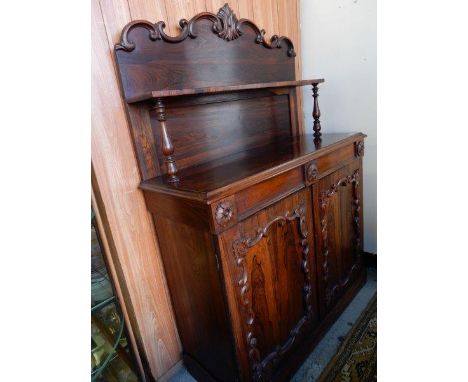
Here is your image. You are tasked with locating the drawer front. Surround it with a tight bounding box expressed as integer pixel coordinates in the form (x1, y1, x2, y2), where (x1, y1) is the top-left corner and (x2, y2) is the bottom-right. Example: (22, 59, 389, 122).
(209, 140, 360, 234)
(236, 167, 304, 220)
(210, 168, 304, 234)
(217, 188, 319, 381)
(304, 142, 356, 186)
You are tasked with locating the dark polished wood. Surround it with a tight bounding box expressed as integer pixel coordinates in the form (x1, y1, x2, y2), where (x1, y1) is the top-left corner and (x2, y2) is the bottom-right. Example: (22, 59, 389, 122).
(313, 162, 364, 317)
(154, 214, 238, 381)
(151, 98, 179, 182)
(149, 91, 294, 174)
(114, 4, 367, 381)
(113, 3, 319, 182)
(363, 252, 377, 268)
(126, 79, 324, 104)
(140, 133, 364, 203)
(218, 189, 319, 380)
(312, 83, 322, 138)
(115, 7, 296, 101)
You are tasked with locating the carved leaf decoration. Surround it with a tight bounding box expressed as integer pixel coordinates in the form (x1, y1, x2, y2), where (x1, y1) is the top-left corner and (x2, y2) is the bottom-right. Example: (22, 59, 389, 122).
(215, 3, 242, 41)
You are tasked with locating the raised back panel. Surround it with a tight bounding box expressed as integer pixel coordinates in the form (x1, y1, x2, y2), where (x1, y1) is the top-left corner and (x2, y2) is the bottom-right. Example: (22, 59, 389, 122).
(150, 91, 293, 172)
(114, 4, 298, 180)
(115, 6, 296, 100)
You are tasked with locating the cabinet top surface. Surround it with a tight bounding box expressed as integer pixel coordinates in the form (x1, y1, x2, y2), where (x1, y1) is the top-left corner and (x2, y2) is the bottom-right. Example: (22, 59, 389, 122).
(140, 132, 365, 203)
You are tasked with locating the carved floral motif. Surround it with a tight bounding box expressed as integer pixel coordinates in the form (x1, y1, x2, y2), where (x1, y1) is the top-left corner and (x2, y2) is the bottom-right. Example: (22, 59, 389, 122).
(305, 162, 318, 184)
(215, 200, 234, 226)
(232, 201, 314, 381)
(355, 141, 365, 157)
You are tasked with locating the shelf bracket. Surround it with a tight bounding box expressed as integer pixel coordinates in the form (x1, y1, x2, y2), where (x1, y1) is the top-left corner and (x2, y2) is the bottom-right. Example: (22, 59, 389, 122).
(312, 83, 322, 141)
(152, 98, 179, 183)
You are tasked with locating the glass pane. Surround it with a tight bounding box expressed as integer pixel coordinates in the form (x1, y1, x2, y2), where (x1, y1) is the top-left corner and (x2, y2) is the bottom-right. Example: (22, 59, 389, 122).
(92, 208, 139, 382)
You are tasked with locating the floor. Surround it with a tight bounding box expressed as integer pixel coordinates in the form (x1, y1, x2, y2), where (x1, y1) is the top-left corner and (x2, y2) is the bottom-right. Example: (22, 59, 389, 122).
(168, 268, 377, 382)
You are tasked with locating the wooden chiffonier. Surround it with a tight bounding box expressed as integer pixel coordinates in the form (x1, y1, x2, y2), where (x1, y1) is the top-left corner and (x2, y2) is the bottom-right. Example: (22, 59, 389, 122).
(114, 4, 366, 381)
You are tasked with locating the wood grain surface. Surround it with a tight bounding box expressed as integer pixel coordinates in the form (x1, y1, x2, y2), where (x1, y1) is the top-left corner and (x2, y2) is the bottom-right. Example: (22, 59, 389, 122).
(92, 1, 303, 379)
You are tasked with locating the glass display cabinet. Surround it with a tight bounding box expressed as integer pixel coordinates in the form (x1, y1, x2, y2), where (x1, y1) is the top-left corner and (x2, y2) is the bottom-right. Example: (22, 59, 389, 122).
(91, 208, 140, 382)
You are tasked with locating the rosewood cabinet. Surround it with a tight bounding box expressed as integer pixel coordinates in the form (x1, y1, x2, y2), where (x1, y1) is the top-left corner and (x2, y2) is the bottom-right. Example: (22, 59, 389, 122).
(141, 135, 366, 382)
(113, 4, 367, 381)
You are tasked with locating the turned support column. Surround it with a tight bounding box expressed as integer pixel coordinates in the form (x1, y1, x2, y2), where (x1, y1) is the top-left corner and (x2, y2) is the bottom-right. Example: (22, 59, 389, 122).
(312, 83, 322, 140)
(152, 98, 179, 183)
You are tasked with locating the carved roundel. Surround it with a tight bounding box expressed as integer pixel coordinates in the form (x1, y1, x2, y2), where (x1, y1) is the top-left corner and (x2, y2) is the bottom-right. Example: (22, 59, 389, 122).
(215, 200, 234, 226)
(305, 162, 318, 184)
(355, 141, 365, 157)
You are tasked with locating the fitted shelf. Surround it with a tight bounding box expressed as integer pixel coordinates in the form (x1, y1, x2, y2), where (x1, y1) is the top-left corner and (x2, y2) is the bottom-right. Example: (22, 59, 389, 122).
(126, 79, 324, 103)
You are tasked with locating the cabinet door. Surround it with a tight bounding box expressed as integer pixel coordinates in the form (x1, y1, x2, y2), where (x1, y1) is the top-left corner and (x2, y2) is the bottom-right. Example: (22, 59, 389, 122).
(312, 162, 364, 317)
(218, 188, 319, 381)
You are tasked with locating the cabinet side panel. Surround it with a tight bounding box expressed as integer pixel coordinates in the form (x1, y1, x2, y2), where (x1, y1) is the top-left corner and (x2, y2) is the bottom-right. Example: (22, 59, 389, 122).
(153, 215, 238, 381)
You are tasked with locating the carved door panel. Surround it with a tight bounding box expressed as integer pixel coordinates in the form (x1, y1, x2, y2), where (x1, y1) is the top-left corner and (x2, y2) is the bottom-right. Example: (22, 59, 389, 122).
(218, 188, 319, 381)
(312, 162, 363, 318)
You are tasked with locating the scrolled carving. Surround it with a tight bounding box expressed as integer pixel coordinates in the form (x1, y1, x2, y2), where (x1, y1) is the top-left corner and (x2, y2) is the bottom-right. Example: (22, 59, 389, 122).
(215, 200, 234, 226)
(355, 141, 365, 157)
(320, 170, 362, 307)
(115, 4, 296, 57)
(232, 201, 314, 380)
(237, 19, 296, 57)
(116, 19, 191, 51)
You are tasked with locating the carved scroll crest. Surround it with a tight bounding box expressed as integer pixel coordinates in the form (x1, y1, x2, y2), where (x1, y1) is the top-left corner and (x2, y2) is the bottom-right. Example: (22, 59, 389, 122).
(115, 3, 296, 57)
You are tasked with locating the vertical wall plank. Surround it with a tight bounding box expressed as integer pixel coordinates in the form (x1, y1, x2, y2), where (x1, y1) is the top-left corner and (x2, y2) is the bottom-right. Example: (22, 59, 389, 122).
(237, 0, 253, 20)
(92, 0, 304, 379)
(92, 0, 182, 379)
(277, 0, 304, 133)
(252, 0, 279, 40)
(206, 0, 239, 15)
(128, 0, 166, 21)
(164, 0, 207, 35)
(294, 0, 304, 132)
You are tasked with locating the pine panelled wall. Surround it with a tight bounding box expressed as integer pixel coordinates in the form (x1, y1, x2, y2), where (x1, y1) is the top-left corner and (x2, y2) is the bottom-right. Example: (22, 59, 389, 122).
(91, 1, 303, 380)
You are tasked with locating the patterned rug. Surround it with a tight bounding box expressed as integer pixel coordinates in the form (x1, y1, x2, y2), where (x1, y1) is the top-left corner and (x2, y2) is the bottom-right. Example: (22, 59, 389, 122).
(317, 294, 377, 382)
